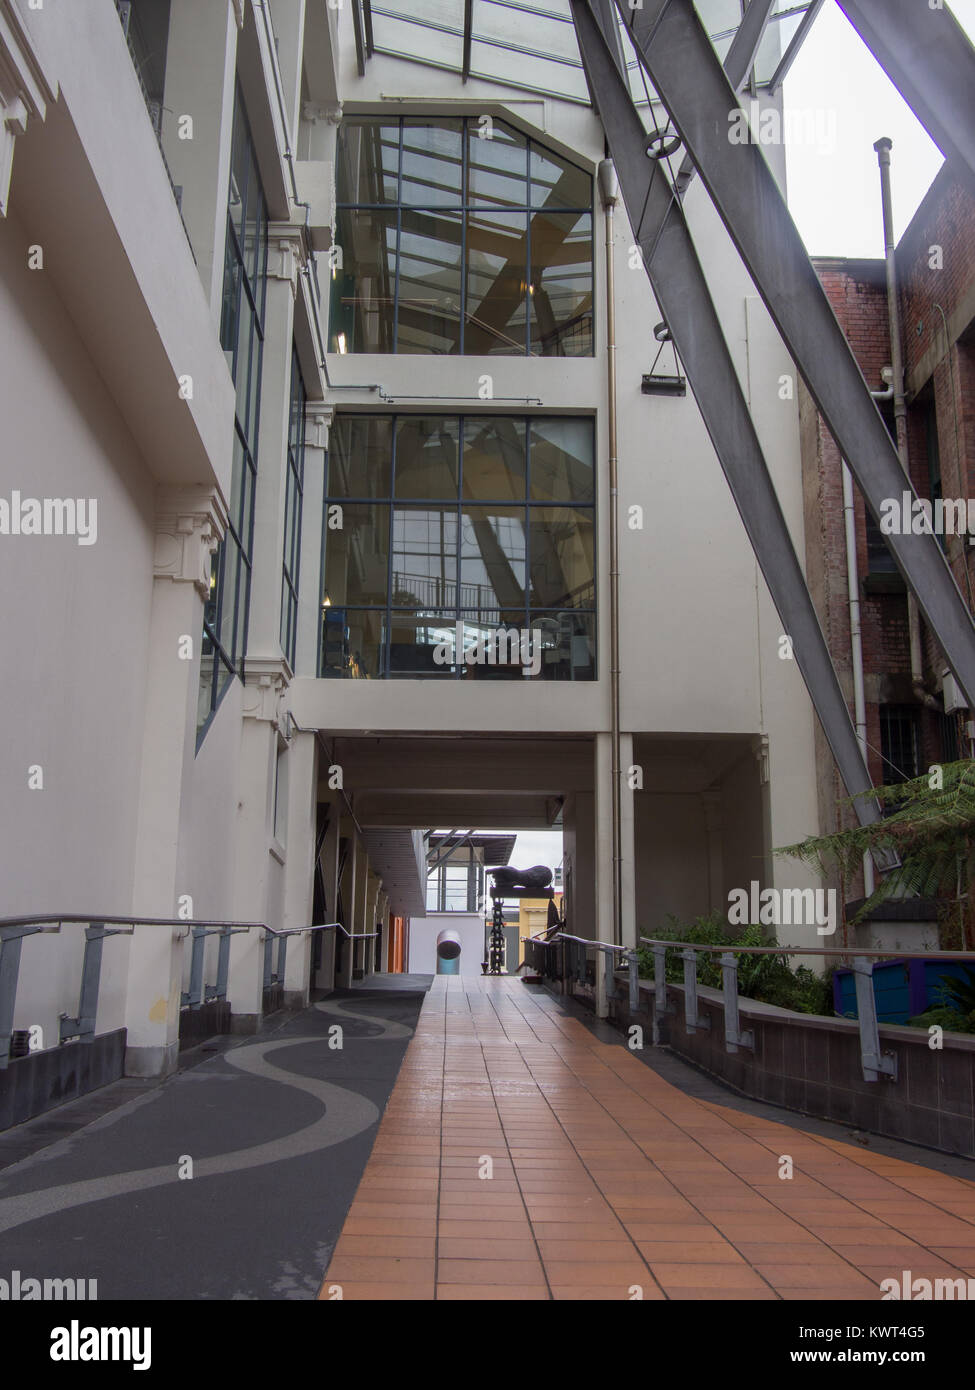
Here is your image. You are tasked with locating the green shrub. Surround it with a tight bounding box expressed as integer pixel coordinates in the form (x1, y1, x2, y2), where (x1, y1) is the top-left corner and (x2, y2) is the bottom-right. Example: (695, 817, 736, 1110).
(636, 911, 834, 1015)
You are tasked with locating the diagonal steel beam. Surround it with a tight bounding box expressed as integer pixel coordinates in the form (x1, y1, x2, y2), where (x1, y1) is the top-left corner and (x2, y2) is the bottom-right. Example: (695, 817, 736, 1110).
(676, 0, 779, 195)
(620, 0, 975, 711)
(836, 0, 975, 194)
(571, 0, 880, 823)
(768, 0, 826, 95)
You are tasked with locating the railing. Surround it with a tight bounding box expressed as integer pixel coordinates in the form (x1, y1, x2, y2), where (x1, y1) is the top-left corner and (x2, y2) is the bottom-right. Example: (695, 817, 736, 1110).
(260, 922, 379, 993)
(636, 937, 975, 1084)
(525, 931, 641, 1009)
(0, 914, 259, 1069)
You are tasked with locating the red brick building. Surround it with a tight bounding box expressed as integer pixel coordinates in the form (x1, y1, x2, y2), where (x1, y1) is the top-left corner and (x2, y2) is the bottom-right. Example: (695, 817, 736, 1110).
(800, 165, 975, 871)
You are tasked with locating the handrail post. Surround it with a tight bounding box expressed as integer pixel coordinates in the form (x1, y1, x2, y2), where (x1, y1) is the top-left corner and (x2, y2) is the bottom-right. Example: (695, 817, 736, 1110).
(0, 928, 25, 1071)
(627, 950, 639, 1012)
(653, 945, 669, 1018)
(215, 927, 233, 1000)
(852, 955, 897, 1081)
(277, 933, 288, 985)
(263, 930, 274, 993)
(59, 923, 109, 1042)
(183, 926, 207, 1009)
(720, 951, 754, 1053)
(681, 948, 710, 1033)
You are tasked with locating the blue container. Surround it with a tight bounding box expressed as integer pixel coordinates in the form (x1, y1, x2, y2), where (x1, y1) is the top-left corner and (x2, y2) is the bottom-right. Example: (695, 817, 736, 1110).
(833, 958, 973, 1024)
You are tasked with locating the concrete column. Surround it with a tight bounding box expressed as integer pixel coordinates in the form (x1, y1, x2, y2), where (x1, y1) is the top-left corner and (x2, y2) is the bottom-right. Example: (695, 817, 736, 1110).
(363, 871, 380, 977)
(296, 406, 332, 676)
(161, 0, 241, 321)
(351, 846, 369, 980)
(337, 818, 357, 988)
(315, 793, 341, 989)
(282, 729, 317, 1007)
(248, 224, 304, 665)
(127, 486, 227, 1077)
(227, 660, 289, 1029)
(619, 732, 636, 950)
(594, 732, 614, 1016)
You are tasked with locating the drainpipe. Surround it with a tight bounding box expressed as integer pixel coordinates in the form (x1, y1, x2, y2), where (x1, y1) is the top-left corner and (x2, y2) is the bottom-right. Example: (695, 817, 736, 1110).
(841, 454, 874, 897)
(598, 157, 623, 951)
(874, 138, 938, 713)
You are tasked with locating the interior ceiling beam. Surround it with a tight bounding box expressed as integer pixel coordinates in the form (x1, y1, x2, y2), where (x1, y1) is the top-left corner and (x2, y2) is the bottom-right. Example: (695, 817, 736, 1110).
(617, 0, 975, 714)
(572, 0, 880, 822)
(767, 0, 825, 96)
(835, 0, 975, 194)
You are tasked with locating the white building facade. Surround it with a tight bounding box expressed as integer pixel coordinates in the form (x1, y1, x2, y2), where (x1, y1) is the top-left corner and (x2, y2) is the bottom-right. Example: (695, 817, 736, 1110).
(0, 0, 826, 1085)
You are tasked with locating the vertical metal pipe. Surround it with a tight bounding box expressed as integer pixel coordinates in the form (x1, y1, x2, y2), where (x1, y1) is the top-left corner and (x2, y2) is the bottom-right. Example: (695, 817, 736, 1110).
(599, 158, 623, 949)
(875, 138, 937, 715)
(842, 461, 875, 897)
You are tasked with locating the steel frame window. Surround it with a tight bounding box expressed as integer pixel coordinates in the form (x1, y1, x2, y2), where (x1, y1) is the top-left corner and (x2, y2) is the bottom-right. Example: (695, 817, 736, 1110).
(330, 116, 593, 357)
(198, 83, 268, 744)
(322, 412, 596, 679)
(281, 346, 307, 668)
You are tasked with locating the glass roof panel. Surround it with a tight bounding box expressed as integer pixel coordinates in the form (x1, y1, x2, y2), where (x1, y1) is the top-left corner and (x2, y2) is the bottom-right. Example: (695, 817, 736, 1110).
(367, 0, 819, 104)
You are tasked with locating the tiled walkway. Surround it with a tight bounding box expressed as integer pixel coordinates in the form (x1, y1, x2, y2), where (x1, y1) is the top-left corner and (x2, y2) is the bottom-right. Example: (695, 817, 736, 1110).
(320, 976, 975, 1301)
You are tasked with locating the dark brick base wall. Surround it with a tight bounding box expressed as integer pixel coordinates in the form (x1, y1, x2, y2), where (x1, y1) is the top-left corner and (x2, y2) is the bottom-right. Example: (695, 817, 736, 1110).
(0, 1029, 126, 1132)
(609, 981, 975, 1159)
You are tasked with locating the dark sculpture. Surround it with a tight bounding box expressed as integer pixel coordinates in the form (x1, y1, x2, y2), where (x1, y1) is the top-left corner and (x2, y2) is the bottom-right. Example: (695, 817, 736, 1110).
(488, 865, 553, 892)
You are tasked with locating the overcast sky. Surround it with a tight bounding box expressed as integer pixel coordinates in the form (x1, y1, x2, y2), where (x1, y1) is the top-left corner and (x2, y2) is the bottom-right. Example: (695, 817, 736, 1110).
(784, 0, 975, 256)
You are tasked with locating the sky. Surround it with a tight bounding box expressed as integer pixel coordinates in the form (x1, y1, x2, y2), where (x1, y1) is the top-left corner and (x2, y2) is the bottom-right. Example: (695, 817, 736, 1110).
(783, 0, 975, 256)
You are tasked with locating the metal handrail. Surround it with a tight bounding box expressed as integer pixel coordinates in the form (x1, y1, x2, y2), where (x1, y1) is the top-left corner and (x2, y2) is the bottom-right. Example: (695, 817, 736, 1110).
(0, 914, 265, 931)
(637, 938, 975, 1082)
(638, 936, 975, 960)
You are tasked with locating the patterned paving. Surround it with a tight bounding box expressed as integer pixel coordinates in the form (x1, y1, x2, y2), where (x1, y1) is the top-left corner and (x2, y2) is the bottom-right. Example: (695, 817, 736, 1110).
(320, 975, 975, 1301)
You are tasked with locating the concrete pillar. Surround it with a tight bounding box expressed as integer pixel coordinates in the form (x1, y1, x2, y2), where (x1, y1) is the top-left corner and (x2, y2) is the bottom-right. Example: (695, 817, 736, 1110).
(619, 732, 636, 950)
(296, 407, 332, 677)
(227, 660, 288, 1029)
(161, 0, 241, 321)
(337, 818, 357, 988)
(351, 846, 369, 979)
(127, 486, 227, 1077)
(247, 224, 304, 665)
(594, 732, 615, 1016)
(282, 729, 317, 1007)
(363, 871, 380, 976)
(314, 794, 341, 990)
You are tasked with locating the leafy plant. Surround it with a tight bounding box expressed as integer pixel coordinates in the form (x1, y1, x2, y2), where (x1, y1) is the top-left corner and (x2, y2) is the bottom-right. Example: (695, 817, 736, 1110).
(636, 912, 833, 1015)
(776, 758, 975, 929)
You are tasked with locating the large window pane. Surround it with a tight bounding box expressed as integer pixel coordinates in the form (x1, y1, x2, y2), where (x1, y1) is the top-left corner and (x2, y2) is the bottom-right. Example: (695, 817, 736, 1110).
(467, 119, 528, 209)
(530, 418, 594, 502)
(459, 614, 534, 680)
(465, 211, 528, 355)
(529, 212, 593, 357)
(324, 503, 390, 606)
(395, 417, 459, 499)
(336, 118, 400, 205)
(388, 609, 457, 676)
(396, 211, 463, 353)
(327, 416, 393, 498)
(330, 209, 397, 354)
(401, 118, 463, 207)
(462, 417, 526, 501)
(530, 611, 596, 680)
(460, 505, 527, 608)
(392, 506, 458, 608)
(322, 607, 385, 679)
(530, 142, 591, 211)
(528, 506, 594, 608)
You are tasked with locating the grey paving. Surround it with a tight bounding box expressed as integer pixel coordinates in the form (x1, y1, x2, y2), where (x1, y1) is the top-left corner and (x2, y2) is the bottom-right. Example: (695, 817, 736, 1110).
(0, 990, 423, 1300)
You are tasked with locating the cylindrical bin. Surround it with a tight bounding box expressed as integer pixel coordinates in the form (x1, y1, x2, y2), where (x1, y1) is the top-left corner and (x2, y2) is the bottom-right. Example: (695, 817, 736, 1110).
(436, 928, 461, 975)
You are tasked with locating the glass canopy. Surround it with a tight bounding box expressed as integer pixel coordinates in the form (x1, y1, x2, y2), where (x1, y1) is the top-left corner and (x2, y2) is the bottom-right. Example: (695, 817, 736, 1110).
(363, 0, 821, 107)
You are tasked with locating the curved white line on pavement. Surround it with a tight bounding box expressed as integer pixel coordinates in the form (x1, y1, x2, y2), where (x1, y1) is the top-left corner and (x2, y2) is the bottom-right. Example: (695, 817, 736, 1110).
(312, 998, 414, 1040)
(0, 1036, 379, 1237)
